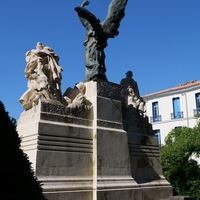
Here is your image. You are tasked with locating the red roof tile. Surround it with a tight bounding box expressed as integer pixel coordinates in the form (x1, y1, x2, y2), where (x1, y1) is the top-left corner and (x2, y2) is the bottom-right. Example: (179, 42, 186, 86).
(144, 80, 200, 97)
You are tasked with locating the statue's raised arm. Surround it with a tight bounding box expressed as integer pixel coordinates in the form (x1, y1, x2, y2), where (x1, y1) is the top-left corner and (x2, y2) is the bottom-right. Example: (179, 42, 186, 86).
(74, 0, 128, 81)
(75, 1, 102, 34)
(81, 0, 90, 7)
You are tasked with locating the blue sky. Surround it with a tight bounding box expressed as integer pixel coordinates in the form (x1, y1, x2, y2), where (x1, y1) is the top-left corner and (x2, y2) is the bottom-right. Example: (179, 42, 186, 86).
(1, 0, 200, 121)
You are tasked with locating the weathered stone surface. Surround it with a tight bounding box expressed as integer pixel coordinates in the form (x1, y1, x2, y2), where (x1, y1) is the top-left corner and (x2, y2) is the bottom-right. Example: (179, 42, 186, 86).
(17, 80, 173, 200)
(96, 80, 122, 100)
(169, 196, 195, 200)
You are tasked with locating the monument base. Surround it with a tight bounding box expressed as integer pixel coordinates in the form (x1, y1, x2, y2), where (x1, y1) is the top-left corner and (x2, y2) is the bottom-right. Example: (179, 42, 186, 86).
(17, 80, 173, 200)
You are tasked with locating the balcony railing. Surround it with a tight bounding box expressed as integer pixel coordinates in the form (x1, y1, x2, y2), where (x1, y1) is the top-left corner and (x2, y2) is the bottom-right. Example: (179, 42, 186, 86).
(150, 115, 162, 123)
(193, 108, 200, 116)
(171, 111, 184, 119)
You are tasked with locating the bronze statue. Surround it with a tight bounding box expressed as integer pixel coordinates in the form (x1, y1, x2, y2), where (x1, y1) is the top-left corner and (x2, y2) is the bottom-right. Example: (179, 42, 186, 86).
(75, 0, 128, 81)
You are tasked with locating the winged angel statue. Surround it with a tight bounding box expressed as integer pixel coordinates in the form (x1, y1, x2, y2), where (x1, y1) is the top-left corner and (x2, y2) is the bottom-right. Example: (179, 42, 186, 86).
(75, 0, 128, 81)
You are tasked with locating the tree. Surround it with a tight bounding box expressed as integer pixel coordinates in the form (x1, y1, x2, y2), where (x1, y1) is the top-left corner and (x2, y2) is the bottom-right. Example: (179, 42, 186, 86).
(0, 101, 47, 200)
(160, 120, 200, 200)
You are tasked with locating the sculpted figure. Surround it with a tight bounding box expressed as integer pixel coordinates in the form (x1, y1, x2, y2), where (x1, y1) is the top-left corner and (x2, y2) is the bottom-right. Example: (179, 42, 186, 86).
(75, 0, 128, 81)
(120, 71, 152, 133)
(120, 70, 140, 100)
(19, 42, 63, 110)
(63, 82, 92, 116)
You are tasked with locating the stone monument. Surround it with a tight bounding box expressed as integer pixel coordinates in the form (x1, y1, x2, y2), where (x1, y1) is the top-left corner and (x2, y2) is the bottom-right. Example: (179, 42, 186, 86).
(17, 1, 173, 200)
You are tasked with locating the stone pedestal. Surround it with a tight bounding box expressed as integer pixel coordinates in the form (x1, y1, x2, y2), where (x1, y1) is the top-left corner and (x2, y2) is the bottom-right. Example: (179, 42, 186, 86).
(169, 196, 195, 200)
(17, 80, 173, 200)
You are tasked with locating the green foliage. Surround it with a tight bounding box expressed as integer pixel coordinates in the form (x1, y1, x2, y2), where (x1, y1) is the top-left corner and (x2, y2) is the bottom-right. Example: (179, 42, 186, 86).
(194, 114, 200, 119)
(0, 101, 47, 200)
(161, 123, 200, 199)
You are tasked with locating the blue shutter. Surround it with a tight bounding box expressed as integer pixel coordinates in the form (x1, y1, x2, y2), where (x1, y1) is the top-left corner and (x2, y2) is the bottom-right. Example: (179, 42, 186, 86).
(154, 129, 161, 145)
(195, 93, 200, 114)
(173, 97, 181, 118)
(152, 102, 159, 122)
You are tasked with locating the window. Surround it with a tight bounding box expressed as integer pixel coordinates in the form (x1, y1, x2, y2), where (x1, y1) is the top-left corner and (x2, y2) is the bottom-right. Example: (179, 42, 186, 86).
(154, 129, 161, 146)
(152, 102, 159, 122)
(172, 97, 182, 119)
(195, 93, 200, 114)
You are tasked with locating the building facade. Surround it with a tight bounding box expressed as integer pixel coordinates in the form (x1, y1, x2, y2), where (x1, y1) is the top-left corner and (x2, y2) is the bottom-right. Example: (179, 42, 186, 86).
(143, 80, 200, 145)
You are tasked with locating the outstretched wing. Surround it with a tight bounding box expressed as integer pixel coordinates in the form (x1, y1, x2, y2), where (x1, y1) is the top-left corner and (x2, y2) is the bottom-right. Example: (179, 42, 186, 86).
(75, 6, 102, 34)
(101, 0, 128, 38)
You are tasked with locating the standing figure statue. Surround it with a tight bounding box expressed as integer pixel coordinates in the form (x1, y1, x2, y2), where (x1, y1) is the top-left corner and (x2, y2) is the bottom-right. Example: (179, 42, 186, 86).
(120, 70, 153, 134)
(120, 70, 140, 100)
(75, 0, 128, 81)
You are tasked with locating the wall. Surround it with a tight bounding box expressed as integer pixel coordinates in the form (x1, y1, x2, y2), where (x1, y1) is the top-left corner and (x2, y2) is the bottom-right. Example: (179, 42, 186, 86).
(144, 85, 200, 145)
